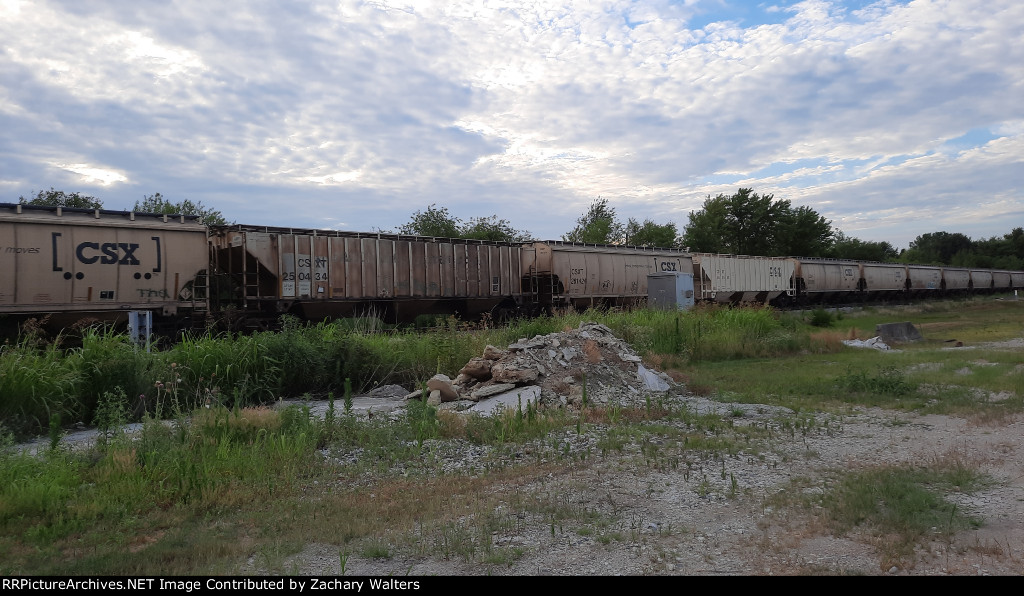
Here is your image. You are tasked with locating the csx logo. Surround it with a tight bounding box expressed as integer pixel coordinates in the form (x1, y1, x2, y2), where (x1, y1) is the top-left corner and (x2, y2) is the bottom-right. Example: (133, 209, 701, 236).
(51, 233, 163, 281)
(660, 262, 678, 271)
(75, 242, 141, 265)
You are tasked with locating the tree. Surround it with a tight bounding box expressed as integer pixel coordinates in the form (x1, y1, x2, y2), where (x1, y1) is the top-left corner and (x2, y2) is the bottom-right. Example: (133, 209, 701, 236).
(563, 197, 624, 244)
(398, 205, 532, 241)
(681, 188, 832, 256)
(461, 215, 533, 242)
(398, 204, 462, 238)
(679, 195, 729, 253)
(134, 193, 227, 225)
(900, 231, 974, 265)
(623, 218, 678, 248)
(19, 188, 103, 209)
(776, 205, 833, 257)
(826, 230, 899, 262)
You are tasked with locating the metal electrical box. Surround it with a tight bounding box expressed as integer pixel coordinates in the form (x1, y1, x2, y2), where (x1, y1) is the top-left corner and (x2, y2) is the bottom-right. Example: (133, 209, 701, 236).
(647, 272, 695, 311)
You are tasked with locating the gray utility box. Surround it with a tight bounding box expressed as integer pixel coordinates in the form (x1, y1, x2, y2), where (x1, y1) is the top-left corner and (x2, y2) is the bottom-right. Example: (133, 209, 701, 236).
(647, 272, 695, 311)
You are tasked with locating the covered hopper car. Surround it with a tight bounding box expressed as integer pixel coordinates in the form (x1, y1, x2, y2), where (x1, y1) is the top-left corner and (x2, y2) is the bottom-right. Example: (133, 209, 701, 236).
(0, 203, 209, 331)
(519, 242, 692, 312)
(208, 225, 524, 326)
(2, 202, 1022, 335)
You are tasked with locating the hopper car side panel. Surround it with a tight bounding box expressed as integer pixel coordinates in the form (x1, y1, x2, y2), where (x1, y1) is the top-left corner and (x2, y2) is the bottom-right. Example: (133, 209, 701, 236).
(861, 263, 907, 293)
(692, 254, 795, 304)
(0, 205, 208, 320)
(792, 260, 861, 304)
(907, 265, 942, 295)
(520, 242, 692, 311)
(941, 268, 972, 292)
(209, 227, 522, 324)
(992, 271, 1012, 291)
(970, 269, 994, 291)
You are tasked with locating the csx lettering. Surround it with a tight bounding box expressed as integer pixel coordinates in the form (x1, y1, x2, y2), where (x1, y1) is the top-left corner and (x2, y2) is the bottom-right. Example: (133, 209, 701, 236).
(660, 262, 678, 271)
(76, 242, 140, 265)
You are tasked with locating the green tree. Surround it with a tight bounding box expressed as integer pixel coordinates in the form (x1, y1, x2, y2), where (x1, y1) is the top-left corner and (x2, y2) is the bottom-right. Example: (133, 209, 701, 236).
(398, 204, 462, 238)
(563, 197, 624, 244)
(900, 231, 974, 265)
(134, 193, 227, 225)
(723, 188, 787, 255)
(623, 218, 678, 248)
(398, 206, 532, 242)
(682, 188, 832, 256)
(680, 195, 730, 253)
(19, 188, 103, 209)
(826, 231, 899, 262)
(461, 215, 533, 242)
(776, 205, 833, 256)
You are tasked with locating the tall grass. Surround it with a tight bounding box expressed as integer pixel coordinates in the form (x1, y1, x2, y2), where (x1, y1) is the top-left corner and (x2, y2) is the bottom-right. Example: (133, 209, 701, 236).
(0, 339, 79, 434)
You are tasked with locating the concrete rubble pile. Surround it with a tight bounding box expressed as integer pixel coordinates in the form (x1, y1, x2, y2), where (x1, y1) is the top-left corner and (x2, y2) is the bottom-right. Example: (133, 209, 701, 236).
(413, 322, 677, 415)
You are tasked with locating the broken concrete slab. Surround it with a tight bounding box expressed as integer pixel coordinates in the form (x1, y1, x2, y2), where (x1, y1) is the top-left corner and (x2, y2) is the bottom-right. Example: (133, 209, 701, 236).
(876, 321, 923, 343)
(638, 364, 671, 392)
(469, 385, 542, 416)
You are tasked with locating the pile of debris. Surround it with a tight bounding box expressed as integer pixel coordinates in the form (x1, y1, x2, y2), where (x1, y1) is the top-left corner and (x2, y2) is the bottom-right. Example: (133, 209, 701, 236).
(416, 322, 678, 414)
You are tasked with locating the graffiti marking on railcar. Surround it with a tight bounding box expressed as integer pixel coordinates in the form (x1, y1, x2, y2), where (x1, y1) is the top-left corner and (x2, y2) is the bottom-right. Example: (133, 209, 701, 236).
(137, 289, 170, 298)
(4, 245, 40, 254)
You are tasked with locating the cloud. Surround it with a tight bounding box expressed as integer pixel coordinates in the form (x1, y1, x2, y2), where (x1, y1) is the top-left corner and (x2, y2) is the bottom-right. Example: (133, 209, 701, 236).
(0, 0, 1021, 249)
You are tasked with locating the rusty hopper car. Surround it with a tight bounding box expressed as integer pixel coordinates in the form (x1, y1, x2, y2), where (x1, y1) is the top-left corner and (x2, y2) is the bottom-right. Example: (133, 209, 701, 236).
(691, 253, 795, 305)
(520, 242, 692, 311)
(0, 203, 209, 327)
(208, 225, 523, 324)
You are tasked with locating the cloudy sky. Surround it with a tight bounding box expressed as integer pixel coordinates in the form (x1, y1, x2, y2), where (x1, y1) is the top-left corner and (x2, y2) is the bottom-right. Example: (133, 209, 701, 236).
(2, 0, 1022, 250)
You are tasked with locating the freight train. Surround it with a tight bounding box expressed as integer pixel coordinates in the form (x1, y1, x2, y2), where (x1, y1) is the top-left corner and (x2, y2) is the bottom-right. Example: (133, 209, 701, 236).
(2, 202, 1021, 335)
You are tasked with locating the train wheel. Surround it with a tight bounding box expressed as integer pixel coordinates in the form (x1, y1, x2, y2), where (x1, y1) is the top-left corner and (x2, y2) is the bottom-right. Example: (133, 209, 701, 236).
(491, 299, 519, 325)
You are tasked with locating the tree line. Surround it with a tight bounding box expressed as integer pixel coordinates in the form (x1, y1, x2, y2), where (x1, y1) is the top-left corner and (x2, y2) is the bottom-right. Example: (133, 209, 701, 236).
(17, 188, 227, 226)
(15, 187, 1024, 269)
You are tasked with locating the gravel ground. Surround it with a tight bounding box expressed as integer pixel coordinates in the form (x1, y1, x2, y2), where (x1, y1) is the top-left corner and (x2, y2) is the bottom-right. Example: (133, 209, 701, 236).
(26, 343, 1024, 576)
(274, 398, 1024, 576)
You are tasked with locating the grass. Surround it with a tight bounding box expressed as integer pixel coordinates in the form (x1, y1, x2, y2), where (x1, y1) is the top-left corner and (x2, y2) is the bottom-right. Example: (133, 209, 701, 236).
(0, 295, 1020, 574)
(813, 454, 988, 569)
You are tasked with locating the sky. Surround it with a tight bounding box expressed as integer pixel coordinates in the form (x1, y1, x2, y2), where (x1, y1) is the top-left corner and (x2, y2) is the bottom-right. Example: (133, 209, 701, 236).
(2, 0, 1022, 251)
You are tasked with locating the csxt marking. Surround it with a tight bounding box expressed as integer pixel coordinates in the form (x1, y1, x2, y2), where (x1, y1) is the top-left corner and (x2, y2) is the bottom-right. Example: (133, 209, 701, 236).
(660, 262, 678, 271)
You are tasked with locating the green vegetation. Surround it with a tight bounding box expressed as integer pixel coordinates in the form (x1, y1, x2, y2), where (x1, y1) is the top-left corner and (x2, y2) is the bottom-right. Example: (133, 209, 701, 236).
(774, 453, 989, 569)
(0, 296, 1020, 574)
